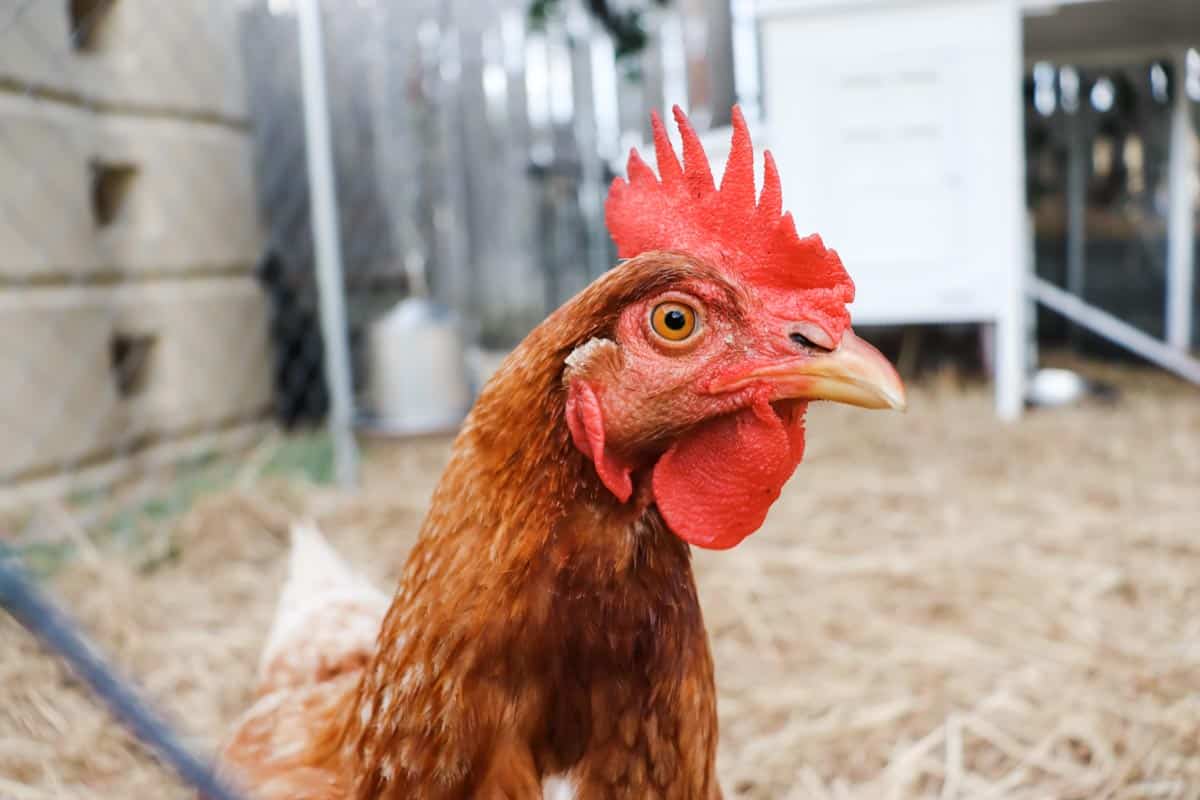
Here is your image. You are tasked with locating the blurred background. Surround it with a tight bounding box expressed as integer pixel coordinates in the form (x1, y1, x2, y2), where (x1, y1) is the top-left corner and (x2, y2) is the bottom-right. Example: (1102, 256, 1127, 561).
(0, 0, 1198, 798)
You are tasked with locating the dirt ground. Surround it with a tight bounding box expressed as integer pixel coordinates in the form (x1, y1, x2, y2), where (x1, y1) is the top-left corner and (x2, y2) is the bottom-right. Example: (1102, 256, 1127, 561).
(2, 361, 1198, 799)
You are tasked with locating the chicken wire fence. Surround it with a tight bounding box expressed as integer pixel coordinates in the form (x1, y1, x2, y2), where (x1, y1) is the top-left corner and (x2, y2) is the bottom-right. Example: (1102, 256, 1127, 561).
(0, 0, 745, 561)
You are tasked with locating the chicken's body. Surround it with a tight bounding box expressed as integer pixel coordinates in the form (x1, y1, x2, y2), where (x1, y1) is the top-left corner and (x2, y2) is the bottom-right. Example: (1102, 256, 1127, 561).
(218, 107, 905, 799)
(220, 258, 723, 799)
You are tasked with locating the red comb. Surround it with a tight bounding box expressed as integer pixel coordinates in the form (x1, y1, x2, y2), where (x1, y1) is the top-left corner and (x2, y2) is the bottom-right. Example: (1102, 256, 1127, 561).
(605, 105, 855, 334)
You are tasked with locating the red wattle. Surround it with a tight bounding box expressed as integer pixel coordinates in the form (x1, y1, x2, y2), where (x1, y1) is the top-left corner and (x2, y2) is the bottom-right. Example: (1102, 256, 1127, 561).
(651, 402, 805, 549)
(566, 379, 633, 502)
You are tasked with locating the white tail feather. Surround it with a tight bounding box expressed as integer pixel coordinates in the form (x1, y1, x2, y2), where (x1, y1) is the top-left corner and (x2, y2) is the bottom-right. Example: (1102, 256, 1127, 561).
(280, 521, 365, 606)
(542, 774, 577, 800)
(256, 522, 390, 692)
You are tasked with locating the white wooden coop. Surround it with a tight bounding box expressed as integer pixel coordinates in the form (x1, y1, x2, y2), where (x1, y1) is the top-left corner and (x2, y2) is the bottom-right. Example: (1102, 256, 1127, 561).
(757, 0, 1028, 420)
(647, 0, 1200, 420)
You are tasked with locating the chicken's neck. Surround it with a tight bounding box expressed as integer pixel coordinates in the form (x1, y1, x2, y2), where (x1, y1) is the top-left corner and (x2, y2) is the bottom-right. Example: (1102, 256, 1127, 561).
(341, 332, 720, 797)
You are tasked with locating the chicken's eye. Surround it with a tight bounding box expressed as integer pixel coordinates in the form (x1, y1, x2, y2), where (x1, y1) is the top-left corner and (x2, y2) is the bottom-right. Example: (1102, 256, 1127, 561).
(650, 302, 698, 342)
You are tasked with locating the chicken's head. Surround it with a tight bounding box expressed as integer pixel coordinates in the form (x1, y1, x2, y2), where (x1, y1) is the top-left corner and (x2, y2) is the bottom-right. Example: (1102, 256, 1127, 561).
(562, 105, 905, 551)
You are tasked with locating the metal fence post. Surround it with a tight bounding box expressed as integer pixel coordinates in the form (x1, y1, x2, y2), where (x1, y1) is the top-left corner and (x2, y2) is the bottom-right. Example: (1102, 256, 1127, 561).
(1166, 48, 1197, 352)
(296, 0, 360, 486)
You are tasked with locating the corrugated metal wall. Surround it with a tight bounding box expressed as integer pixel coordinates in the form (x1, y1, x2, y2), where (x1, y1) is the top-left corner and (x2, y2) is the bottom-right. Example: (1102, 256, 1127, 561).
(240, 0, 737, 399)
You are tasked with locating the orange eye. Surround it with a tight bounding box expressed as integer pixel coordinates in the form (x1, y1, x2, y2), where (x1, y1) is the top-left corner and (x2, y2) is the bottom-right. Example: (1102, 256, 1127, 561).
(650, 302, 698, 342)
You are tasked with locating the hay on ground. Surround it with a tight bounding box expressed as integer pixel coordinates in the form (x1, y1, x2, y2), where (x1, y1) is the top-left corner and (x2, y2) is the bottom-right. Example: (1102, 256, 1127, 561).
(1, 361, 1198, 799)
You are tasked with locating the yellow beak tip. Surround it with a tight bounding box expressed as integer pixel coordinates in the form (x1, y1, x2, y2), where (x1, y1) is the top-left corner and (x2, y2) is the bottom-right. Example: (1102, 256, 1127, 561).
(885, 388, 908, 413)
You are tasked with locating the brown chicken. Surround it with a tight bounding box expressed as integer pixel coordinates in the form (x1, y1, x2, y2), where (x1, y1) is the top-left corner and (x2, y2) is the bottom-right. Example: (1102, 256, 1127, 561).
(217, 106, 905, 799)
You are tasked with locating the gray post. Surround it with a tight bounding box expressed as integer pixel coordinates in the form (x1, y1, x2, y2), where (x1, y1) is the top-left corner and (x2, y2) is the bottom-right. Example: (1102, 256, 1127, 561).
(1166, 48, 1196, 351)
(1064, 101, 1087, 347)
(730, 0, 762, 123)
(296, 0, 360, 486)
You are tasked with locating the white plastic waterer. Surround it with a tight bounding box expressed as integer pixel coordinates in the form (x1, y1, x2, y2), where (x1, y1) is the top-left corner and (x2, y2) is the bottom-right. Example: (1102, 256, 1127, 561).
(365, 255, 472, 435)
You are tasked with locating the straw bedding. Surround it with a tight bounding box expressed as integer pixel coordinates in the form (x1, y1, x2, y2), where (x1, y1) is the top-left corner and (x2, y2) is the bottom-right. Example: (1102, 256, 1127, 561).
(2, 362, 1198, 799)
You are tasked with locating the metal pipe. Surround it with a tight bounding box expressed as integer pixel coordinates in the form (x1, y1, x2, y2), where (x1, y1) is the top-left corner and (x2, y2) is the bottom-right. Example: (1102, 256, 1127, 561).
(1031, 277, 1200, 384)
(730, 0, 762, 123)
(1165, 48, 1196, 352)
(297, 0, 360, 486)
(0, 555, 245, 800)
(1064, 91, 1088, 347)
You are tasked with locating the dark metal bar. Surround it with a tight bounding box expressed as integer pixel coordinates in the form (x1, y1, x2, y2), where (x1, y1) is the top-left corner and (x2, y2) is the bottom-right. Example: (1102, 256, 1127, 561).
(0, 554, 245, 800)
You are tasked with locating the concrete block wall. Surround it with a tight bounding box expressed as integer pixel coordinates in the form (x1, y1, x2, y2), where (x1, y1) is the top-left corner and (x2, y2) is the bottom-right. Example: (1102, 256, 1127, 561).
(0, 4, 74, 93)
(0, 2, 272, 488)
(113, 280, 273, 437)
(93, 116, 261, 275)
(0, 288, 125, 479)
(0, 96, 260, 281)
(0, 0, 247, 119)
(0, 96, 97, 278)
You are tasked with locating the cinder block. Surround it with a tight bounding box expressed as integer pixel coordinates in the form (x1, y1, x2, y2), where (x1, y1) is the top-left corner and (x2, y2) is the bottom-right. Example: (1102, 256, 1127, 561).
(0, 3, 76, 94)
(0, 95, 99, 279)
(113, 278, 272, 435)
(0, 96, 260, 280)
(92, 115, 262, 274)
(0, 288, 124, 481)
(0, 279, 272, 481)
(73, 0, 248, 119)
(0, 1, 247, 120)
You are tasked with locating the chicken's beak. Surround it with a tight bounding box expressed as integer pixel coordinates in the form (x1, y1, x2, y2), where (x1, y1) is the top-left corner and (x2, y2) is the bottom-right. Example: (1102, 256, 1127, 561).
(728, 331, 907, 411)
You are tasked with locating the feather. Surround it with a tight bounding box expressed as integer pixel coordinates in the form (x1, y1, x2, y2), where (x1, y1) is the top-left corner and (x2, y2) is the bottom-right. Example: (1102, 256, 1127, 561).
(256, 523, 388, 695)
